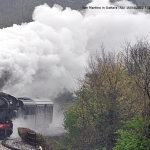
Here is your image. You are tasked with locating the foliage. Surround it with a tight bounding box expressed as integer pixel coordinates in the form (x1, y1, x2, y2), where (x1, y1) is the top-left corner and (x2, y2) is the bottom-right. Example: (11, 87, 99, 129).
(85, 50, 144, 120)
(18, 127, 30, 143)
(113, 117, 150, 150)
(18, 127, 51, 149)
(42, 135, 64, 150)
(123, 39, 150, 118)
(63, 105, 80, 137)
(62, 72, 123, 149)
(56, 39, 150, 150)
(63, 52, 137, 149)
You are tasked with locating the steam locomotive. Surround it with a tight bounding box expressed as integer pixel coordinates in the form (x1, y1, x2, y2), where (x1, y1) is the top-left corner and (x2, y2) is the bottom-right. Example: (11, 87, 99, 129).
(0, 92, 53, 139)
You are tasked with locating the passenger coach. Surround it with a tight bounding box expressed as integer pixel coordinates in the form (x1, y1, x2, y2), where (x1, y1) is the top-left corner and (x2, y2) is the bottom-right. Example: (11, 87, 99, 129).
(17, 97, 53, 128)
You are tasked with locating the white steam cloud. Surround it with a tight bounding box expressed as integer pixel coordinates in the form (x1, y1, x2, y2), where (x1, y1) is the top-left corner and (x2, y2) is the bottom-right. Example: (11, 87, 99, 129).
(0, 4, 88, 98)
(84, 0, 150, 52)
(0, 0, 150, 99)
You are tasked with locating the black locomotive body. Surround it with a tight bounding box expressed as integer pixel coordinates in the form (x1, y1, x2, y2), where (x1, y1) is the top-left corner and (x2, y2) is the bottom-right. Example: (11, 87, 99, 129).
(0, 92, 18, 139)
(0, 92, 53, 139)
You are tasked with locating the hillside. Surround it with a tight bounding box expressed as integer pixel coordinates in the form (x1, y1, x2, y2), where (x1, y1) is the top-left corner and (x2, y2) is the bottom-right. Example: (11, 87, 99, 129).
(110, 0, 150, 6)
(0, 0, 149, 28)
(0, 0, 89, 28)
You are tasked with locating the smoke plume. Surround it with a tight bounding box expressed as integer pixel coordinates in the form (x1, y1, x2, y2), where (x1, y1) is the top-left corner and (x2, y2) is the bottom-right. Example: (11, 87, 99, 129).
(0, 4, 88, 98)
(0, 0, 150, 99)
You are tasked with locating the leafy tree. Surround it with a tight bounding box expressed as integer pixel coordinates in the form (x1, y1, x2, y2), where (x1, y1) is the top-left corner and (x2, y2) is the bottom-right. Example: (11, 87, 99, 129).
(123, 39, 150, 118)
(85, 49, 143, 121)
(113, 117, 150, 150)
(61, 48, 144, 150)
(60, 40, 150, 150)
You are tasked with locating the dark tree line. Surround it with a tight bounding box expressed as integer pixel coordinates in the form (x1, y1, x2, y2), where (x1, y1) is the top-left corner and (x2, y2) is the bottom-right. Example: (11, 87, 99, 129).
(110, 0, 150, 6)
(0, 0, 89, 28)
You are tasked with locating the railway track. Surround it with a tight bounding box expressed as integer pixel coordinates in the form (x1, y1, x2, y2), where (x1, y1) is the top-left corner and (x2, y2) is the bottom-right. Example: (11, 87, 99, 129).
(1, 138, 20, 150)
(1, 138, 36, 150)
(0, 140, 10, 150)
(0, 126, 66, 150)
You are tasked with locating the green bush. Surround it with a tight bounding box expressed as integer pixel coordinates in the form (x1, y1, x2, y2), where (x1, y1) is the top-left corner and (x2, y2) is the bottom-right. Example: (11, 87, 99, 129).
(63, 105, 80, 137)
(58, 89, 121, 150)
(18, 127, 31, 142)
(18, 127, 46, 147)
(113, 117, 150, 150)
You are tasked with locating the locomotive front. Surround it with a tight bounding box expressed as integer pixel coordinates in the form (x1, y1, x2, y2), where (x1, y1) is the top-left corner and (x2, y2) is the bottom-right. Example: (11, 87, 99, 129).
(0, 92, 18, 139)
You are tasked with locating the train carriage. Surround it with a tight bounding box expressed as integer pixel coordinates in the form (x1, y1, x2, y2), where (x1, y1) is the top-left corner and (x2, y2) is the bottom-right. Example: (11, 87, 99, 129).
(18, 97, 53, 127)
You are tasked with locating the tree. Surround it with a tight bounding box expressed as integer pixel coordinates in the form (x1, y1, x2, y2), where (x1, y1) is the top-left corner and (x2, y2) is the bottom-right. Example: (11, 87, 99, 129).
(113, 117, 150, 150)
(123, 39, 150, 118)
(60, 39, 150, 150)
(85, 48, 143, 121)
(62, 47, 144, 150)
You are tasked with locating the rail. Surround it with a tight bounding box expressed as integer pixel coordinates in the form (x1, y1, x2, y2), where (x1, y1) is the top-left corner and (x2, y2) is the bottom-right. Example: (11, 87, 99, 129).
(1, 138, 21, 150)
(2, 137, 38, 150)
